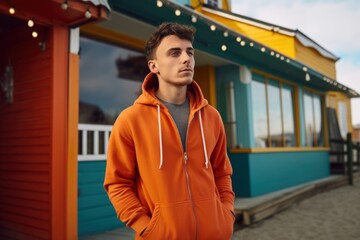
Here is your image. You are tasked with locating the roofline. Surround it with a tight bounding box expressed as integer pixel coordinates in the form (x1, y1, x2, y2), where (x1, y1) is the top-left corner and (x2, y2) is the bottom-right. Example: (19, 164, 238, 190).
(201, 5, 339, 61)
(108, 0, 359, 98)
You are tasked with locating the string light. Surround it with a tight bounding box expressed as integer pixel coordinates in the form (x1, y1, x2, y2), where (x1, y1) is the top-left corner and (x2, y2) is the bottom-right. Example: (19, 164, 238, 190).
(156, 0, 163, 7)
(84, 9, 91, 18)
(61, 1, 68, 10)
(51, 0, 349, 96)
(32, 31, 38, 38)
(191, 15, 197, 23)
(9, 7, 15, 14)
(28, 19, 34, 27)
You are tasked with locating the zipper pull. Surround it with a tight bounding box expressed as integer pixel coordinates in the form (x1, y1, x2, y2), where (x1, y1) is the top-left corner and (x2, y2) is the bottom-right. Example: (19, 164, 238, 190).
(184, 152, 188, 165)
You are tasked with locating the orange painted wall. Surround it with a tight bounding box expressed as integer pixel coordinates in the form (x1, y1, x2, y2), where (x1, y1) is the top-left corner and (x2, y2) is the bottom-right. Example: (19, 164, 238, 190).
(0, 23, 70, 239)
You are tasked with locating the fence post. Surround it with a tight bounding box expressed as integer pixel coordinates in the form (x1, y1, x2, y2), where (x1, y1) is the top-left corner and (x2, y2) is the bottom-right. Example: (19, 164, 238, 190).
(346, 132, 353, 185)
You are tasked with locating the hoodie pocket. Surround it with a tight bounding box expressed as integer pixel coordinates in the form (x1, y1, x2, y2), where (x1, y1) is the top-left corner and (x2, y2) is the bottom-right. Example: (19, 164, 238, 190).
(195, 197, 234, 240)
(140, 201, 195, 240)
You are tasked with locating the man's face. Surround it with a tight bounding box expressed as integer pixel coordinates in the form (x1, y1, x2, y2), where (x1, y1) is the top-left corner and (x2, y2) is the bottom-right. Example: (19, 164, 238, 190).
(149, 35, 195, 87)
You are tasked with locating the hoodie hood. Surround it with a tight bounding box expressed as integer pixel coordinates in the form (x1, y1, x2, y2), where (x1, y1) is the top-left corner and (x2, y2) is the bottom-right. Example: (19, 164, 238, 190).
(135, 72, 209, 169)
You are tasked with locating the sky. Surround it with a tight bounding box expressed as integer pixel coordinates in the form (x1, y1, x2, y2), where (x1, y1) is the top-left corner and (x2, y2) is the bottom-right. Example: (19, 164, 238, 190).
(231, 0, 360, 126)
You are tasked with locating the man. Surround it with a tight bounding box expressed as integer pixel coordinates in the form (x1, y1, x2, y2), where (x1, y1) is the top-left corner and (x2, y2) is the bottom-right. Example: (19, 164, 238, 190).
(104, 22, 235, 240)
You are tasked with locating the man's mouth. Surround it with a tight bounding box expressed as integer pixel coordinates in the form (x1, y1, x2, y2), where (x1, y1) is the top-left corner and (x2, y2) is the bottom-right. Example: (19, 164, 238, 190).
(179, 68, 193, 73)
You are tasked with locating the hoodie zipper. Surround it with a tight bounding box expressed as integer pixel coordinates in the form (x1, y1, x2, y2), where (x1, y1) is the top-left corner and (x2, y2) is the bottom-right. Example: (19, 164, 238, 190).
(183, 115, 198, 240)
(167, 110, 198, 239)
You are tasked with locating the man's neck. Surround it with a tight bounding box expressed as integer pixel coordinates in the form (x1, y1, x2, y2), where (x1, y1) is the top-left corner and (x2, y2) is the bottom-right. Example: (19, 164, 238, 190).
(155, 83, 187, 105)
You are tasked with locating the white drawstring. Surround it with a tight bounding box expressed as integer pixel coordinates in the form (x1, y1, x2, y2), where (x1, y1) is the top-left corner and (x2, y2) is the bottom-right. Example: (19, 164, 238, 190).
(157, 105, 208, 169)
(157, 105, 163, 169)
(198, 109, 209, 168)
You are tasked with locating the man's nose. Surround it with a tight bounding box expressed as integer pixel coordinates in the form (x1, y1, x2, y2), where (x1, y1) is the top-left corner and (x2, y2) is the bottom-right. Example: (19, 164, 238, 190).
(181, 51, 191, 63)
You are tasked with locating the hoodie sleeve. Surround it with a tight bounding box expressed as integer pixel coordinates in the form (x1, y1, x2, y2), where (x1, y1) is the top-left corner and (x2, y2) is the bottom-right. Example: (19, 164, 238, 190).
(104, 112, 150, 235)
(211, 113, 235, 214)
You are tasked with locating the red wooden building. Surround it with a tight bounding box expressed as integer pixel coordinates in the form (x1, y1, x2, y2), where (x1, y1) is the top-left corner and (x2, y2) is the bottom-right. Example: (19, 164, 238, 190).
(0, 0, 109, 239)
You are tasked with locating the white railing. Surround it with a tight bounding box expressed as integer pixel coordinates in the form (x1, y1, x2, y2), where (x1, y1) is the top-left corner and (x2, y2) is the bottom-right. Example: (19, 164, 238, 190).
(78, 124, 113, 161)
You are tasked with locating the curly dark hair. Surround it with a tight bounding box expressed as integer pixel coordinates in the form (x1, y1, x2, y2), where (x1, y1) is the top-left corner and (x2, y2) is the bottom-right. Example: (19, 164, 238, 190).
(145, 22, 196, 61)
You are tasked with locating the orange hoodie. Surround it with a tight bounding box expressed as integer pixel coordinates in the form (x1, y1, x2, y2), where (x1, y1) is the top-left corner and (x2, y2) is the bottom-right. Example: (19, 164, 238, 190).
(104, 73, 235, 240)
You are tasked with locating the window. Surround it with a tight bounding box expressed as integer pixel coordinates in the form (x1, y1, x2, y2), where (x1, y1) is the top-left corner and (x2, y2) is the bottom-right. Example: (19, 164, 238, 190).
(251, 74, 296, 147)
(79, 36, 147, 125)
(303, 91, 324, 147)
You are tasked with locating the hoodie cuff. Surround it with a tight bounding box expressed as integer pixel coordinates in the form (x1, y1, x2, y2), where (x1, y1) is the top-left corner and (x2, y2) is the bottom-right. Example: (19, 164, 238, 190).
(130, 214, 151, 235)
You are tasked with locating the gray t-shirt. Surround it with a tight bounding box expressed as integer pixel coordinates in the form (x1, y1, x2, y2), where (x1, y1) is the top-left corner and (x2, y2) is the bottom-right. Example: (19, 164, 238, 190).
(158, 97, 190, 150)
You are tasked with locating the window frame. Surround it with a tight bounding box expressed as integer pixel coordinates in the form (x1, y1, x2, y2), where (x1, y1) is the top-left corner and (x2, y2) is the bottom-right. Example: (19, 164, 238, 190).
(251, 70, 299, 149)
(302, 87, 327, 147)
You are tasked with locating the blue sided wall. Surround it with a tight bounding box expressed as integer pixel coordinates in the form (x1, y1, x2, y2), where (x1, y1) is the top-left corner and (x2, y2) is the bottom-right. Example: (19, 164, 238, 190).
(78, 160, 125, 236)
(229, 150, 330, 197)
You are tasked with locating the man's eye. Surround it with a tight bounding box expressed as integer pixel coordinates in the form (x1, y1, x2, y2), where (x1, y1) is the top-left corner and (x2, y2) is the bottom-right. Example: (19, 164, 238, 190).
(188, 51, 194, 56)
(170, 51, 180, 56)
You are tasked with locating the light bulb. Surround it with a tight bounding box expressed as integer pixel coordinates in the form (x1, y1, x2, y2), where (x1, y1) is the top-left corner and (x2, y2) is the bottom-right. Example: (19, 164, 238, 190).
(223, 31, 228, 37)
(9, 7, 15, 14)
(28, 19, 34, 27)
(85, 10, 91, 18)
(32, 31, 38, 38)
(61, 2, 68, 10)
(210, 25, 216, 31)
(261, 47, 266, 52)
(191, 15, 197, 23)
(236, 37, 241, 42)
(221, 45, 227, 51)
(175, 9, 181, 16)
(240, 41, 246, 46)
(157, 0, 163, 7)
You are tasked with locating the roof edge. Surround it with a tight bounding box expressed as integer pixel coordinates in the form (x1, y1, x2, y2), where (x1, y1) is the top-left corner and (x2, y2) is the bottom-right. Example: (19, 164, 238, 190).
(201, 5, 339, 61)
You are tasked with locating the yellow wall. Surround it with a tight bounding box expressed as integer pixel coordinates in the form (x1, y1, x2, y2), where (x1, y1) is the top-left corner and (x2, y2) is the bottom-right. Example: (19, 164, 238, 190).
(295, 39, 337, 79)
(190, 0, 230, 11)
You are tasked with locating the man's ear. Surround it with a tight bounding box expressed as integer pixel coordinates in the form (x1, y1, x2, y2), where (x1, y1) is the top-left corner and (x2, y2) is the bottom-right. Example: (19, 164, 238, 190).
(148, 60, 158, 73)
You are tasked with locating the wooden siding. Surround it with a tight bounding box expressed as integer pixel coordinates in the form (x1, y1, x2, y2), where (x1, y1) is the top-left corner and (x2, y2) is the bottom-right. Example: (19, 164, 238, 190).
(0, 26, 52, 239)
(78, 161, 124, 236)
(294, 39, 337, 79)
